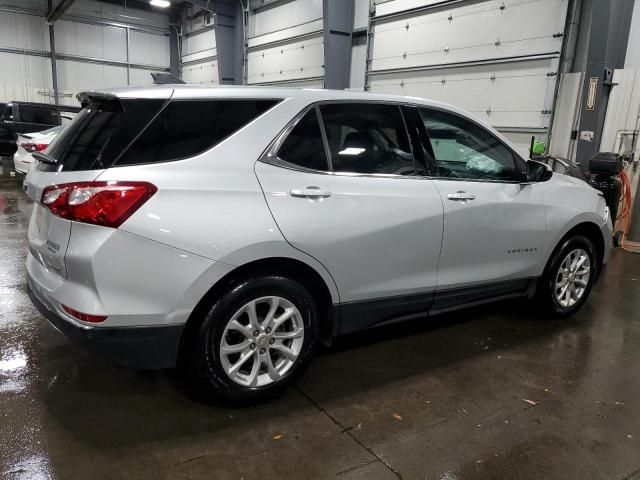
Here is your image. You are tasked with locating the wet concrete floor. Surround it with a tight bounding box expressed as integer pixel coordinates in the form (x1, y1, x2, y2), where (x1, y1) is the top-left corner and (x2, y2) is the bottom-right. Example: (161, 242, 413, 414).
(1, 157, 640, 479)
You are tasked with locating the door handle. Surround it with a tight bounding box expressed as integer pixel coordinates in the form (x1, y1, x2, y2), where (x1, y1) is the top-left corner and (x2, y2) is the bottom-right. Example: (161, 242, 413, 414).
(447, 191, 476, 201)
(290, 186, 332, 199)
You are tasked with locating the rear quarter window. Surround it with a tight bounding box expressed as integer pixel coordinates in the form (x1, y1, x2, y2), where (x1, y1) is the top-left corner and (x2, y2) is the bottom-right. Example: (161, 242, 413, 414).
(117, 99, 279, 166)
(44, 98, 279, 171)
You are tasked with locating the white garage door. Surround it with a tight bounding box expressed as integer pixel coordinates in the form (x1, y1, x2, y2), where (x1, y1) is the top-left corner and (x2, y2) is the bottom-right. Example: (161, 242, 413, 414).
(368, 0, 569, 156)
(246, 0, 324, 87)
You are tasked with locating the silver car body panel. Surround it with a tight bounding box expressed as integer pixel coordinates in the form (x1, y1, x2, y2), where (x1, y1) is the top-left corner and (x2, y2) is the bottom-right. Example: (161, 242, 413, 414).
(24, 85, 611, 341)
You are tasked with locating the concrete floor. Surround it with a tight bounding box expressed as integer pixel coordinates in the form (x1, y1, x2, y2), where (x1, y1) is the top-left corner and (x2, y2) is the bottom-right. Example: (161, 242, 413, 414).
(1, 158, 640, 480)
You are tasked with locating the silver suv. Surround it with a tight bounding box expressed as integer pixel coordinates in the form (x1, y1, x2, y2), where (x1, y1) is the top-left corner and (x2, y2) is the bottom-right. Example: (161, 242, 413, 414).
(25, 86, 611, 402)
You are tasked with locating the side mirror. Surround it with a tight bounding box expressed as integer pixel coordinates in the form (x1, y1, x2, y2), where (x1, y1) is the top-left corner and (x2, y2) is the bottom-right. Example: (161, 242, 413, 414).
(525, 160, 553, 183)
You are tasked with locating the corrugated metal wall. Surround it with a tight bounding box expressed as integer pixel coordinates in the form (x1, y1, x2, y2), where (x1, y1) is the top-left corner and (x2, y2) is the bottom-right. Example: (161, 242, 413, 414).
(0, 0, 170, 106)
(246, 0, 324, 87)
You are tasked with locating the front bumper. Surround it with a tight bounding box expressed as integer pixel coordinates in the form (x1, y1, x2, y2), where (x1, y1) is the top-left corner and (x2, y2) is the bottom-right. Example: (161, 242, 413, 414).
(27, 276, 184, 369)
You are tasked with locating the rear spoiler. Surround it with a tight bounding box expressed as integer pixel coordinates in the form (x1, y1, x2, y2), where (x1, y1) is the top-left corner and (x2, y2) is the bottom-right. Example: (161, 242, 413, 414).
(76, 92, 124, 111)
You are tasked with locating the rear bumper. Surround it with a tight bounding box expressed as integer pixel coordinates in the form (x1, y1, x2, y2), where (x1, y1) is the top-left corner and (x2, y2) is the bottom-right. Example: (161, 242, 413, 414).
(13, 153, 32, 174)
(27, 275, 184, 369)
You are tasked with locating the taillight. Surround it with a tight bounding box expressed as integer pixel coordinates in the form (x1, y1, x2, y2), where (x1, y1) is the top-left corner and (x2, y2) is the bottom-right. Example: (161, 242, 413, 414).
(61, 305, 107, 323)
(41, 181, 157, 228)
(21, 142, 48, 152)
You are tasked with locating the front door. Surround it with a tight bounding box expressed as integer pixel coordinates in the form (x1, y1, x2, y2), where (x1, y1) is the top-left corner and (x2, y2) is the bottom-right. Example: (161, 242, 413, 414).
(415, 107, 548, 303)
(255, 102, 444, 333)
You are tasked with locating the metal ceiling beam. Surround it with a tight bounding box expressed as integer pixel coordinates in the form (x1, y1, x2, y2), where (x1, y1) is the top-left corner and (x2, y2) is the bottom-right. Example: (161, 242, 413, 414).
(47, 0, 77, 23)
(185, 0, 215, 13)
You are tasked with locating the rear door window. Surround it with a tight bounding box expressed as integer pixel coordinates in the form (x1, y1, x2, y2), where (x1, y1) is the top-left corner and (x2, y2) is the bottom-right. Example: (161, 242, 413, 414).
(277, 109, 329, 171)
(318, 103, 415, 175)
(44, 98, 278, 171)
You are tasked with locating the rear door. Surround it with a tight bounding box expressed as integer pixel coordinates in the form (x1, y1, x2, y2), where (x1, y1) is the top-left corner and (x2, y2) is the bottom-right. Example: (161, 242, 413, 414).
(415, 106, 547, 301)
(256, 102, 444, 333)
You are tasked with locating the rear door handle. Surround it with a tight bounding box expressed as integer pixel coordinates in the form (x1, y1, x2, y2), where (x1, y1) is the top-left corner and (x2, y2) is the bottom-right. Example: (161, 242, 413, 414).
(290, 186, 332, 199)
(447, 191, 476, 201)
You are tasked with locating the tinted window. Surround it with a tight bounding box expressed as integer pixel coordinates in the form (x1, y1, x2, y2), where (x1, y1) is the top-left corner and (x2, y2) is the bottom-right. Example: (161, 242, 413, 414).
(0, 103, 10, 121)
(319, 103, 415, 175)
(118, 99, 278, 166)
(46, 99, 165, 171)
(18, 105, 58, 126)
(277, 109, 328, 171)
(45, 98, 277, 171)
(419, 108, 521, 181)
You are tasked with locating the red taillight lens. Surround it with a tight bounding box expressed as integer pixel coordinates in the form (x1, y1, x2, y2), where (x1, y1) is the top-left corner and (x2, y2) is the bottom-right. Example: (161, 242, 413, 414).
(61, 305, 107, 323)
(21, 142, 48, 152)
(41, 181, 157, 228)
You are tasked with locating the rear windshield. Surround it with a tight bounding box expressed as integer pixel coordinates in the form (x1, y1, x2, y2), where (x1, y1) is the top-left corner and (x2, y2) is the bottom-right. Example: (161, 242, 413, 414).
(45, 98, 279, 171)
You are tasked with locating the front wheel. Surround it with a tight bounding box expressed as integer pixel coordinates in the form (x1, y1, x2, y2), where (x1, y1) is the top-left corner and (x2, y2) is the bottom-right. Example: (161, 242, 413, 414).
(537, 235, 597, 316)
(185, 275, 318, 403)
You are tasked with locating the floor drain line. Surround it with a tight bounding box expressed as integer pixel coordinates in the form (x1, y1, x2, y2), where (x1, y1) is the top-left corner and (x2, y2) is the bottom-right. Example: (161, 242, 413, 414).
(295, 386, 403, 480)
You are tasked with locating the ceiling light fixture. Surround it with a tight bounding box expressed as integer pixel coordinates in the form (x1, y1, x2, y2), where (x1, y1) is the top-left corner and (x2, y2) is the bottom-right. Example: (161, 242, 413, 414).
(150, 0, 171, 7)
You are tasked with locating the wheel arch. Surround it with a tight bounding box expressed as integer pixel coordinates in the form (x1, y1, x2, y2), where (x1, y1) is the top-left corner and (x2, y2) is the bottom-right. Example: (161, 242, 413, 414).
(180, 257, 338, 360)
(545, 221, 606, 280)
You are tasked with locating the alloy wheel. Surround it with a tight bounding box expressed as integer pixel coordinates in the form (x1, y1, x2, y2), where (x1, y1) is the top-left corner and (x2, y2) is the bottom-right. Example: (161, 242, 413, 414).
(554, 248, 591, 308)
(219, 296, 305, 387)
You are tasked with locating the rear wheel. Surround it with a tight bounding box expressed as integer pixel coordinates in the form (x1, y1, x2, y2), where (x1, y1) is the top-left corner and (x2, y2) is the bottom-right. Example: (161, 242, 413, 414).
(537, 235, 597, 316)
(185, 275, 318, 403)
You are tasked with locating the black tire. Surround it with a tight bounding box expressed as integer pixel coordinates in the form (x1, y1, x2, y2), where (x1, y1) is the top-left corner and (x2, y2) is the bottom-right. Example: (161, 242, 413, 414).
(184, 275, 318, 404)
(536, 235, 598, 316)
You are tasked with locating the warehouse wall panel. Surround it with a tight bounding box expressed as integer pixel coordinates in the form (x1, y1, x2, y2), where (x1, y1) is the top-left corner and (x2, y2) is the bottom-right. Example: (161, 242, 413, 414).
(179, 7, 218, 85)
(370, 59, 552, 128)
(65, 0, 170, 30)
(0, 9, 49, 51)
(251, 0, 322, 37)
(55, 20, 128, 62)
(247, 0, 324, 86)
(365, 0, 570, 145)
(129, 30, 170, 68)
(56, 60, 127, 104)
(0, 1, 170, 104)
(129, 68, 156, 87)
(0, 52, 53, 103)
(247, 35, 324, 84)
(625, 0, 640, 69)
(371, 0, 565, 72)
(600, 69, 640, 156)
(182, 60, 220, 85)
(354, 0, 370, 30)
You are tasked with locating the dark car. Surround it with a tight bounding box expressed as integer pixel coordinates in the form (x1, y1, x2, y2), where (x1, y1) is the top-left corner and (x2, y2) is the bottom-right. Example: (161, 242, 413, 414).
(0, 101, 81, 157)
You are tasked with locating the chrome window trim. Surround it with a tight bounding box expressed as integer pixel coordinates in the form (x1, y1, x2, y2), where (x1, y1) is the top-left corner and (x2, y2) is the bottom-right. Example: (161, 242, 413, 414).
(260, 99, 425, 180)
(259, 99, 528, 184)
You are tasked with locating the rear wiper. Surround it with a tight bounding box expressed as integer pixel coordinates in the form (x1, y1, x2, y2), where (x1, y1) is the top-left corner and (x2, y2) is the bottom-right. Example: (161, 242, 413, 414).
(32, 151, 59, 165)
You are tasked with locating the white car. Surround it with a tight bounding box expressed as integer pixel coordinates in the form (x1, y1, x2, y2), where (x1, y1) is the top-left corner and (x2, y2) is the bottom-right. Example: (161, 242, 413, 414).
(25, 86, 611, 402)
(13, 125, 64, 174)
